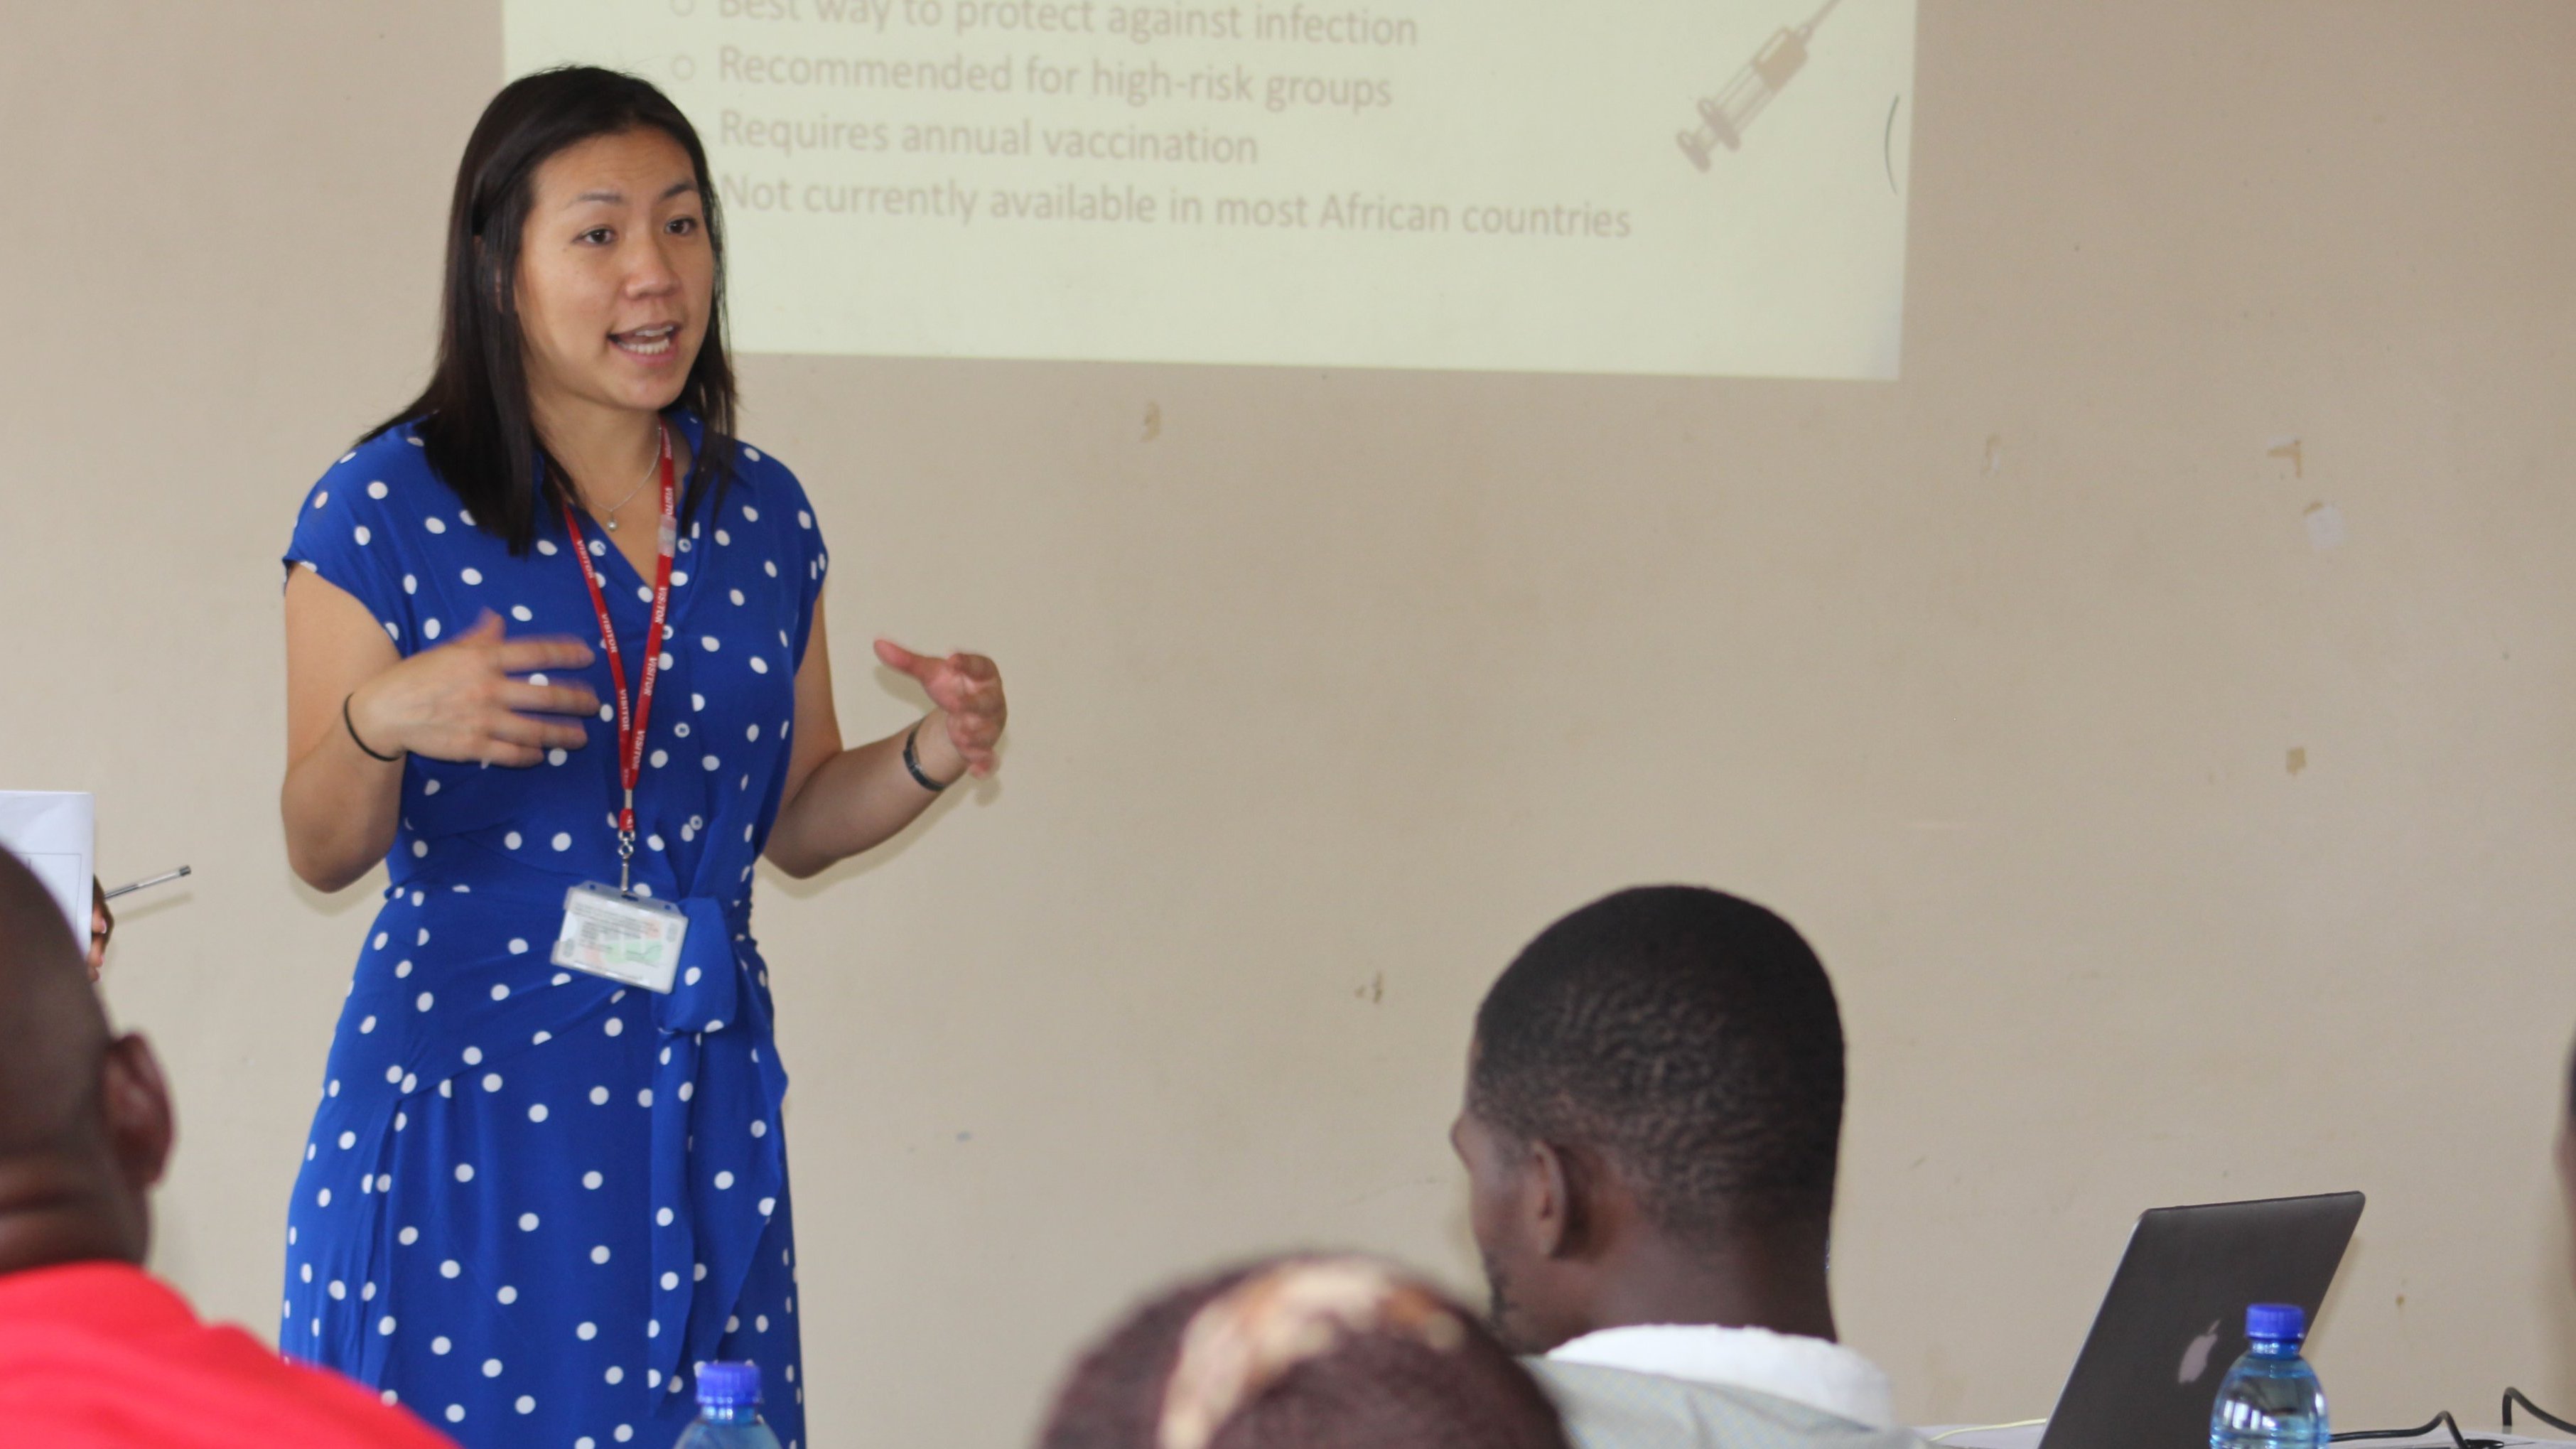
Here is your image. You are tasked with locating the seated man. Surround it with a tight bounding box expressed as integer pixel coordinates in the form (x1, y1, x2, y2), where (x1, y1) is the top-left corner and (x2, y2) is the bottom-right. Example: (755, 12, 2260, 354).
(1451, 885, 1923, 1448)
(0, 850, 456, 1447)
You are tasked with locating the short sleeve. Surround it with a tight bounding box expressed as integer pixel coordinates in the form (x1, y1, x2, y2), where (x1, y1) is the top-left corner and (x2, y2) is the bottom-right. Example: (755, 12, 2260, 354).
(791, 470, 829, 669)
(284, 440, 421, 655)
(735, 441, 829, 674)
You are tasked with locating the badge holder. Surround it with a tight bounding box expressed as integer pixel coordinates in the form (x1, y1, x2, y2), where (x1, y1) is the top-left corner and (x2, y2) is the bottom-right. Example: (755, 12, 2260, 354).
(554, 863, 686, 995)
(554, 769, 690, 994)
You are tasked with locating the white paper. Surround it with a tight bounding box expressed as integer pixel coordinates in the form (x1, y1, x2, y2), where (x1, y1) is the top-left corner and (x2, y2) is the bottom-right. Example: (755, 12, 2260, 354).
(0, 790, 95, 942)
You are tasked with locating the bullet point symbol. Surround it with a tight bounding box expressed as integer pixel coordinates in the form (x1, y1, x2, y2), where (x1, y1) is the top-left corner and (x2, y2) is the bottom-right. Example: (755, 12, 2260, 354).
(672, 54, 696, 81)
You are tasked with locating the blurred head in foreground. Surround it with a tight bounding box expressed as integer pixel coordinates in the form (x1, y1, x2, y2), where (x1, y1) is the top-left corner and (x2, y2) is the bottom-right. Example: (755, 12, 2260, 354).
(1036, 1254, 1573, 1449)
(0, 846, 171, 1276)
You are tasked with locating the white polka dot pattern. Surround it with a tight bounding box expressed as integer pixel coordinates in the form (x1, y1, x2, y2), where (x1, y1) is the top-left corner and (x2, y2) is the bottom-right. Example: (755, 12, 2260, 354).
(280, 419, 815, 1444)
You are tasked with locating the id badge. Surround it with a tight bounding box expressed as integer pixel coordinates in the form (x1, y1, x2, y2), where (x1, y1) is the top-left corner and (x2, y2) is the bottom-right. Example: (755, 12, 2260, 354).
(553, 883, 687, 994)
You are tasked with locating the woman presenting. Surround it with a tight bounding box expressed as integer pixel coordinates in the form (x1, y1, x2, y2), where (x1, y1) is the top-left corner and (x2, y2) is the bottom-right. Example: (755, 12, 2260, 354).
(277, 69, 1005, 1448)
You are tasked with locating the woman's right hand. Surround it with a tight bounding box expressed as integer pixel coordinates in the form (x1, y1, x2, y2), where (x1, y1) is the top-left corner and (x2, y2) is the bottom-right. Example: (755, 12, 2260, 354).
(347, 611, 603, 767)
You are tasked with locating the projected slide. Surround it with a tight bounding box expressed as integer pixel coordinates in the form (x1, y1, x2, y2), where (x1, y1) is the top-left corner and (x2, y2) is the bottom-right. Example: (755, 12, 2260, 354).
(505, 0, 1916, 378)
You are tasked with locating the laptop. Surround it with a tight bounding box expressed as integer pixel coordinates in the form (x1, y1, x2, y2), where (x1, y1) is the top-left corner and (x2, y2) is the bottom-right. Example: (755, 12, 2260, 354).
(2031, 1191, 2366, 1449)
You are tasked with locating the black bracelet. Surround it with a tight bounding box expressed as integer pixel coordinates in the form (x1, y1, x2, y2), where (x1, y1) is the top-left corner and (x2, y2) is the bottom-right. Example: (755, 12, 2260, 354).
(902, 722, 951, 793)
(343, 693, 403, 763)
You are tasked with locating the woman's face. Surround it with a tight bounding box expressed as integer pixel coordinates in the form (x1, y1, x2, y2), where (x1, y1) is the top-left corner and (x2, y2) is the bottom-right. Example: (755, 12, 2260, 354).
(514, 126, 713, 425)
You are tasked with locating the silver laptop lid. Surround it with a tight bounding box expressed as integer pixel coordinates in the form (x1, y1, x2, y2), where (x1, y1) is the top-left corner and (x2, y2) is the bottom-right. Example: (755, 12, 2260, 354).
(2038, 1192, 2364, 1449)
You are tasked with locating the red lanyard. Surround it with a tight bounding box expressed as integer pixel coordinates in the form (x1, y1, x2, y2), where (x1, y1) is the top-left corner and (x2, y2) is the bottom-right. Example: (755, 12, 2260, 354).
(561, 424, 677, 893)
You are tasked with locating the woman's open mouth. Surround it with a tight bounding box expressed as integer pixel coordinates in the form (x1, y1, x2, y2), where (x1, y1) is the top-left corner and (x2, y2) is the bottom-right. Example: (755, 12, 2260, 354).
(612, 323, 680, 360)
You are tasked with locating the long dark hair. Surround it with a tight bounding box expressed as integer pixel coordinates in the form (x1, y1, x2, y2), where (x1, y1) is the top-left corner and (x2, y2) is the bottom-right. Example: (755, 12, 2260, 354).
(370, 67, 737, 554)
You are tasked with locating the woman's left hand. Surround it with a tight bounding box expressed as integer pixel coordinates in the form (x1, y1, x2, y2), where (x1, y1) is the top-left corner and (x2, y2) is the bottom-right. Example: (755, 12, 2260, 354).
(874, 640, 1008, 779)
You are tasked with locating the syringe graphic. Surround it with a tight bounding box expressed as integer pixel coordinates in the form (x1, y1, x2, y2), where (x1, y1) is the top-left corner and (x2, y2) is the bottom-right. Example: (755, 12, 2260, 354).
(1678, 0, 1844, 171)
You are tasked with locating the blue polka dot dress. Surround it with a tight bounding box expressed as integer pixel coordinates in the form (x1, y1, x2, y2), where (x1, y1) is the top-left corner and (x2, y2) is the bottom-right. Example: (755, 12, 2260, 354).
(279, 414, 823, 1449)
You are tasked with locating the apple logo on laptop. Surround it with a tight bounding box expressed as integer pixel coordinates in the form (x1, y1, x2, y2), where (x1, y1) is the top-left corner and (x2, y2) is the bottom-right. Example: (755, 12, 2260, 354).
(2177, 1319, 2224, 1384)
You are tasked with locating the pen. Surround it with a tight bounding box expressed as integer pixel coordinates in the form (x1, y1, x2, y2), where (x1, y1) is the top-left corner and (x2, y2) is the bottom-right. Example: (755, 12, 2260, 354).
(102, 866, 192, 900)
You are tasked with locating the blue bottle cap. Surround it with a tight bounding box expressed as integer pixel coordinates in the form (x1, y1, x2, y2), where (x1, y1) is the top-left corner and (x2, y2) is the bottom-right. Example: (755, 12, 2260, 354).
(697, 1360, 762, 1408)
(2245, 1303, 2305, 1342)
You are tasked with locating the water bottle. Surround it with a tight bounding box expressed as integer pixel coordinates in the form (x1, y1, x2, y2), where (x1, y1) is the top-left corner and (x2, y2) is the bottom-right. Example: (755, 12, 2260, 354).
(675, 1362, 784, 1449)
(2209, 1303, 2329, 1448)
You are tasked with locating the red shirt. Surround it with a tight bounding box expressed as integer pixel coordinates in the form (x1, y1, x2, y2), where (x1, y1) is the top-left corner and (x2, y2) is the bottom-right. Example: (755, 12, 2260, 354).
(0, 1260, 458, 1448)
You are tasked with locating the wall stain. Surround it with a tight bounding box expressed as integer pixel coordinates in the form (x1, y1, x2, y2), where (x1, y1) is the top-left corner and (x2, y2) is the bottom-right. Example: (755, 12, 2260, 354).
(2287, 747, 2307, 776)
(2303, 502, 2346, 551)
(1141, 402, 1162, 443)
(1983, 433, 2003, 476)
(2269, 436, 2304, 477)
(1355, 972, 1384, 1005)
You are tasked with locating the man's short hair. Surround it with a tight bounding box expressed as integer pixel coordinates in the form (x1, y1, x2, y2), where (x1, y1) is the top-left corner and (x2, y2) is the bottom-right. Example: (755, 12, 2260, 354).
(1470, 885, 1845, 1239)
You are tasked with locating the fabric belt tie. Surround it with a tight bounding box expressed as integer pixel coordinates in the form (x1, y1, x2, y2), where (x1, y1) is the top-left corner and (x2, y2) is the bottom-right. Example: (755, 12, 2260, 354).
(645, 895, 790, 1386)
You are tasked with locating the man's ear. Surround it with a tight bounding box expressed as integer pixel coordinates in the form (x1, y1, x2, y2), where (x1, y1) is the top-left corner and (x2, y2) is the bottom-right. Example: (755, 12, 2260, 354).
(99, 1033, 173, 1195)
(1526, 1138, 1594, 1260)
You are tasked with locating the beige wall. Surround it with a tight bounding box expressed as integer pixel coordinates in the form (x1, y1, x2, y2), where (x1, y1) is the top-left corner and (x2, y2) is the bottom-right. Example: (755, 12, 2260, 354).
(7, 1, 2576, 1441)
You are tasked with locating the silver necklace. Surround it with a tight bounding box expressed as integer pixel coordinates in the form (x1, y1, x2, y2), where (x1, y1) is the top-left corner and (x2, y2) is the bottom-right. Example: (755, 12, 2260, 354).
(595, 428, 665, 531)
